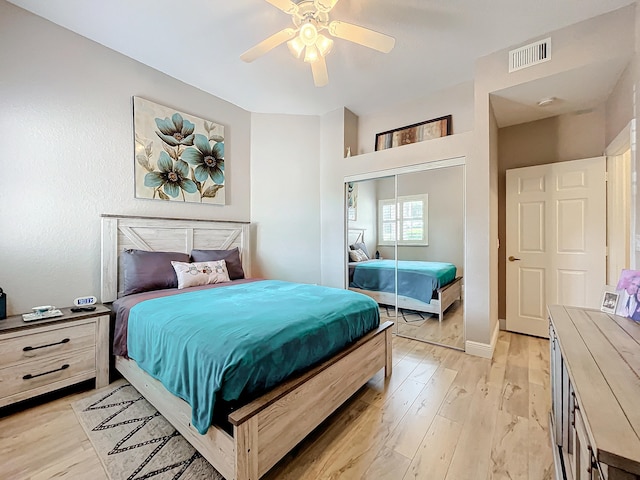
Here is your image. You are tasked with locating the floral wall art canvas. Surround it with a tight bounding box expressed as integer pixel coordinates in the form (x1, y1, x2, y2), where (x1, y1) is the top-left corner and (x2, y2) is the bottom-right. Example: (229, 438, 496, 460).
(133, 97, 225, 205)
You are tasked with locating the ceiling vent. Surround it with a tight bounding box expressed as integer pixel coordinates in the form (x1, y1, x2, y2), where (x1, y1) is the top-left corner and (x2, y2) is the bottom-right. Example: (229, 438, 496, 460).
(509, 38, 551, 73)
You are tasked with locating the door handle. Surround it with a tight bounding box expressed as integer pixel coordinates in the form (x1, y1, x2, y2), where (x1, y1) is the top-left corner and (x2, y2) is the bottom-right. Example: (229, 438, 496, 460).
(508, 256, 521, 262)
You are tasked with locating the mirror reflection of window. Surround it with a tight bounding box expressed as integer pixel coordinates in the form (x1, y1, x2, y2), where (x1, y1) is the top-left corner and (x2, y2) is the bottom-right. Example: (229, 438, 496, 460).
(378, 194, 428, 246)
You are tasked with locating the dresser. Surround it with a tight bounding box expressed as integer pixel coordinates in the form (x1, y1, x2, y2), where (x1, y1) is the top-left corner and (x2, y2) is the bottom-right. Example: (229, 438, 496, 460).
(548, 305, 640, 480)
(0, 305, 110, 408)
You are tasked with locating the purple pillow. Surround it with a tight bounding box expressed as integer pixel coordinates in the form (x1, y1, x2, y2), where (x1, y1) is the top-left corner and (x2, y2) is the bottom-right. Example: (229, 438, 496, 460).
(190, 247, 245, 280)
(122, 249, 190, 296)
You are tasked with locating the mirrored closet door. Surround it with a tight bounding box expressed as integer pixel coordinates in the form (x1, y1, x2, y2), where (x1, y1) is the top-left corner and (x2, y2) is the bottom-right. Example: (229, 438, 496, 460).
(346, 161, 465, 350)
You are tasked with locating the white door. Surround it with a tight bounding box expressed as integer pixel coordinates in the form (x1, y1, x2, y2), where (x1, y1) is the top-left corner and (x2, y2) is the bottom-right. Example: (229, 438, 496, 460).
(506, 157, 606, 337)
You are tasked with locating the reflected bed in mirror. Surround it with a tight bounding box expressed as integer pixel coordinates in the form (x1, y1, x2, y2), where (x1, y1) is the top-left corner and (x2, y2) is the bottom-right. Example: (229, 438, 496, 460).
(348, 255, 462, 322)
(345, 162, 465, 351)
(348, 228, 464, 350)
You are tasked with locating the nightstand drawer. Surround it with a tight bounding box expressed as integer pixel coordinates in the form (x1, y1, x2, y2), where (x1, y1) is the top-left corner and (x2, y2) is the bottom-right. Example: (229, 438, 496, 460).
(0, 348, 96, 400)
(0, 322, 95, 368)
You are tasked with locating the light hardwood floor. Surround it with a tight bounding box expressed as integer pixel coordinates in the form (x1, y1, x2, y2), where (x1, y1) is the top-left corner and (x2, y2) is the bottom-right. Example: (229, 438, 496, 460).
(392, 300, 465, 350)
(0, 331, 553, 480)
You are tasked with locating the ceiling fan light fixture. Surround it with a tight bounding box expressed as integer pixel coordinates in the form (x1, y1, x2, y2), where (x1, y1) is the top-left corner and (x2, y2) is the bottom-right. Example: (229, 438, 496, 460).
(304, 44, 320, 63)
(299, 22, 318, 46)
(316, 34, 333, 57)
(287, 36, 305, 58)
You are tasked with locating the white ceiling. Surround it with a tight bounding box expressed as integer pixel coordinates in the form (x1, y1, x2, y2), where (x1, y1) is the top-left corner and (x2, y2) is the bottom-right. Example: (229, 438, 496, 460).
(7, 0, 636, 119)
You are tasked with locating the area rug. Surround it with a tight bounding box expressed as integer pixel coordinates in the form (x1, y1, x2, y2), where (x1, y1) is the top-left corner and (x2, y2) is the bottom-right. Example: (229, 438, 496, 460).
(72, 380, 223, 480)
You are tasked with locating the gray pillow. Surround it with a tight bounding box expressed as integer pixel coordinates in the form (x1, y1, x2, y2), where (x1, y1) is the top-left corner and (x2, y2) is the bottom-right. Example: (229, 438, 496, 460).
(349, 242, 370, 259)
(122, 249, 190, 296)
(190, 247, 245, 280)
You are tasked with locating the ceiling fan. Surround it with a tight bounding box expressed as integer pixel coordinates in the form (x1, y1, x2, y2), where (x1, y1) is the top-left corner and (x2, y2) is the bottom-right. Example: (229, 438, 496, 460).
(240, 0, 395, 87)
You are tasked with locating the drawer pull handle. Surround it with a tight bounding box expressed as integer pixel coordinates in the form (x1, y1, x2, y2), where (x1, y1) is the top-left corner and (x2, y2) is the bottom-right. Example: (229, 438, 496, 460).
(23, 338, 70, 352)
(23, 364, 70, 380)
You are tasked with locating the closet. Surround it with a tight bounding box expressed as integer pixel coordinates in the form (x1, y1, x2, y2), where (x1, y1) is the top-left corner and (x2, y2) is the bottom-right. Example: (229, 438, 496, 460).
(345, 159, 465, 349)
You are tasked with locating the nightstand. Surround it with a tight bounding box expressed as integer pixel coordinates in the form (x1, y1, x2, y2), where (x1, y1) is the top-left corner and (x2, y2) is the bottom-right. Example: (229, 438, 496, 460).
(0, 304, 110, 408)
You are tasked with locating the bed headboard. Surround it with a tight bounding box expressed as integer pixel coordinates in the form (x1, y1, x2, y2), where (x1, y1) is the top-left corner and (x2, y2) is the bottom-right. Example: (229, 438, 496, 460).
(101, 214, 251, 303)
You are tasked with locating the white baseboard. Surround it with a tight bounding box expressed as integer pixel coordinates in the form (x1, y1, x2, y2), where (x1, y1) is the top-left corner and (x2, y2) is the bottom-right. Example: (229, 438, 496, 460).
(465, 321, 500, 359)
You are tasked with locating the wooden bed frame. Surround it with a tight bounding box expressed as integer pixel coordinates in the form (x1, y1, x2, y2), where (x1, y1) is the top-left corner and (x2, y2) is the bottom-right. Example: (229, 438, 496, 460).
(101, 214, 393, 480)
(350, 277, 462, 322)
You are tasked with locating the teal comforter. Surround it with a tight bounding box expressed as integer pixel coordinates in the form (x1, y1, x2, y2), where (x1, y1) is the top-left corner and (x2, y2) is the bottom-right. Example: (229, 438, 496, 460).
(127, 280, 380, 434)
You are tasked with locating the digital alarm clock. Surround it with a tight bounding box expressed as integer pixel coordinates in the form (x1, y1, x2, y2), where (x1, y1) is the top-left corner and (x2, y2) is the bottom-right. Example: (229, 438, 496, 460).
(73, 295, 97, 307)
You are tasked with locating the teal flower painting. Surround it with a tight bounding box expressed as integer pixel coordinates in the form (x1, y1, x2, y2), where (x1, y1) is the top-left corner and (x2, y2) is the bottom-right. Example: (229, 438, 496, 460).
(133, 97, 225, 204)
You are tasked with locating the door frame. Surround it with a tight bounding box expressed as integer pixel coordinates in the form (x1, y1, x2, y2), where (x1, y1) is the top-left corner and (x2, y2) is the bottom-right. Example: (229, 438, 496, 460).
(605, 119, 636, 275)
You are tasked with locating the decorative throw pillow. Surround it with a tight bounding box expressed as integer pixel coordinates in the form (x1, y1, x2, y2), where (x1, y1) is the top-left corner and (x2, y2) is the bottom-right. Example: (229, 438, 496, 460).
(122, 249, 190, 296)
(350, 242, 370, 259)
(190, 247, 245, 280)
(171, 260, 230, 289)
(349, 249, 368, 262)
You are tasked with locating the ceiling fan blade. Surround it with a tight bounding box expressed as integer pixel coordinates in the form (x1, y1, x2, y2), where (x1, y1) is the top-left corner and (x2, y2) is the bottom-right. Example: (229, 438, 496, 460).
(311, 55, 329, 87)
(328, 21, 395, 53)
(240, 28, 297, 63)
(265, 0, 298, 14)
(314, 0, 339, 13)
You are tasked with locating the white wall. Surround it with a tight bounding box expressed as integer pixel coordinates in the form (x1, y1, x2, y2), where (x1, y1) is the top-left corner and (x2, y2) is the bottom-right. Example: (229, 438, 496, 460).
(0, 1, 251, 314)
(250, 113, 321, 283)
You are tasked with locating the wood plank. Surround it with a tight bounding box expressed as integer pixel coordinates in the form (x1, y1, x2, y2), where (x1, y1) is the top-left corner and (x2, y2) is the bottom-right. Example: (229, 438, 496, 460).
(529, 382, 554, 480)
(591, 311, 640, 379)
(362, 446, 412, 480)
(438, 355, 487, 422)
(235, 417, 258, 480)
(489, 410, 528, 479)
(94, 315, 109, 388)
(385, 366, 457, 459)
(359, 355, 421, 407)
(499, 333, 529, 418)
(402, 414, 462, 480)
(444, 361, 500, 480)
(528, 335, 550, 387)
(607, 311, 640, 344)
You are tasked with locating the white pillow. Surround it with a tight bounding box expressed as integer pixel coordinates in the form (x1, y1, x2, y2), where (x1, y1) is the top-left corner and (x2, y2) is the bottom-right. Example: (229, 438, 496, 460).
(171, 260, 230, 289)
(349, 249, 368, 262)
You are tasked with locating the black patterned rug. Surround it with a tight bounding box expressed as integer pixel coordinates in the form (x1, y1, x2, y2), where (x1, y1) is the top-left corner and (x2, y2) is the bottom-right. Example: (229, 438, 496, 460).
(72, 380, 222, 480)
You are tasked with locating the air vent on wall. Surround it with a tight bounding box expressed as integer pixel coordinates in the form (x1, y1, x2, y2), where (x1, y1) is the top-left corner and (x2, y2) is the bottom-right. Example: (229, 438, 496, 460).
(509, 37, 551, 72)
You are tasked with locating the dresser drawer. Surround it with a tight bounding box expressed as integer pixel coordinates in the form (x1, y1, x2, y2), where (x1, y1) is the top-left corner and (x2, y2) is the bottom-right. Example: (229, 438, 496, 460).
(0, 347, 96, 401)
(0, 322, 95, 368)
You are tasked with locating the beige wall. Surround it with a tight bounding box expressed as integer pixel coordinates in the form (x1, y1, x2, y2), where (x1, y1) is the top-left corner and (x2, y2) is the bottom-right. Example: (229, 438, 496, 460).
(605, 64, 634, 146)
(250, 113, 321, 283)
(0, 1, 252, 314)
(356, 81, 474, 155)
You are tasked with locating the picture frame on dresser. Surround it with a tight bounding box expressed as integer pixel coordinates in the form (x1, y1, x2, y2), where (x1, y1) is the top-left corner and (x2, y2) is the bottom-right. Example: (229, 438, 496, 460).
(601, 291, 619, 314)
